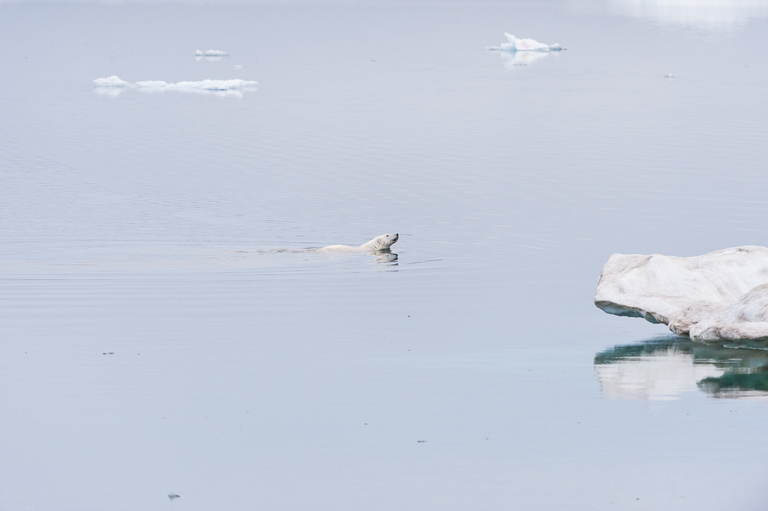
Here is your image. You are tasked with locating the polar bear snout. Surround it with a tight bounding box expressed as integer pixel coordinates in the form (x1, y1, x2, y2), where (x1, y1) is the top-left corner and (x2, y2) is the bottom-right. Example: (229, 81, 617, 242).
(363, 233, 398, 251)
(383, 233, 399, 248)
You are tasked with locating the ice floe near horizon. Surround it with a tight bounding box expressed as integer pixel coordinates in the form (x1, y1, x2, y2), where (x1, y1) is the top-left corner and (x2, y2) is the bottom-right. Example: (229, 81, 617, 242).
(488, 33, 564, 53)
(196, 49, 229, 57)
(93, 76, 257, 96)
(595, 246, 768, 342)
(610, 0, 768, 28)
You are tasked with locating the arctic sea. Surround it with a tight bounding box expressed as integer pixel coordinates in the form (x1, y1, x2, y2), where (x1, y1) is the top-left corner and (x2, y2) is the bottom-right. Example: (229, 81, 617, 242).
(1, 0, 768, 509)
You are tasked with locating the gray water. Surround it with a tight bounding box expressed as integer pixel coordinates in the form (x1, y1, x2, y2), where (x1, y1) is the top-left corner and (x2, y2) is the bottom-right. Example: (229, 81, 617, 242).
(2, 0, 768, 509)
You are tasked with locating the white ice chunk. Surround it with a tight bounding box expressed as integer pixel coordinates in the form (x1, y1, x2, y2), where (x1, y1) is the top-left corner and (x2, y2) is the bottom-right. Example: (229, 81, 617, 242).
(94, 77, 257, 93)
(165, 79, 257, 91)
(93, 75, 130, 87)
(595, 246, 768, 341)
(195, 49, 229, 57)
(500, 33, 564, 52)
(134, 80, 169, 88)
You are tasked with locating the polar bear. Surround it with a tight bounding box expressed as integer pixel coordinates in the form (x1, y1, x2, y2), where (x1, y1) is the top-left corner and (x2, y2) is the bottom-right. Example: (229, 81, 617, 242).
(318, 233, 399, 253)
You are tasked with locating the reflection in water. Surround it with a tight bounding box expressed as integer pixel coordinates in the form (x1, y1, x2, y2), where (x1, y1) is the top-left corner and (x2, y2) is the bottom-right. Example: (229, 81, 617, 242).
(93, 87, 124, 97)
(610, 0, 768, 28)
(499, 50, 551, 68)
(595, 337, 768, 400)
(375, 251, 398, 264)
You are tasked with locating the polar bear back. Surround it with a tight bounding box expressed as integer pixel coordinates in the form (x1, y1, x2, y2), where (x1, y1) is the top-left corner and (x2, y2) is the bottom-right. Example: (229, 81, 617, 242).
(317, 244, 366, 253)
(318, 233, 399, 253)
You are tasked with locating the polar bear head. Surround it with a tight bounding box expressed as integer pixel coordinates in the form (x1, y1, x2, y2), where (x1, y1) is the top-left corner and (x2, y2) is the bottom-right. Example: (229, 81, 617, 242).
(362, 233, 399, 251)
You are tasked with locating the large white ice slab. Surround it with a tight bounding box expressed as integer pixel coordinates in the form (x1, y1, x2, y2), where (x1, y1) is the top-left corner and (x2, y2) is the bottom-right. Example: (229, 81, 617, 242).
(595, 246, 768, 341)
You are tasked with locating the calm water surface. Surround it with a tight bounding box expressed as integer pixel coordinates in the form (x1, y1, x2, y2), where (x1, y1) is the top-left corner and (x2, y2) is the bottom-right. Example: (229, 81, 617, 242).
(1, 1, 768, 509)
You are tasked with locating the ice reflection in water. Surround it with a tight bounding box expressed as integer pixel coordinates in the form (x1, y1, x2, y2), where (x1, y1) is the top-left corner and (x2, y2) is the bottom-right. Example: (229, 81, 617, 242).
(594, 337, 768, 400)
(499, 49, 552, 68)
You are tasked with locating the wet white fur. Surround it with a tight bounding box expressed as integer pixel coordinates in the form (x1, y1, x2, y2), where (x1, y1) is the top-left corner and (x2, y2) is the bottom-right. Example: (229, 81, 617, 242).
(318, 233, 399, 253)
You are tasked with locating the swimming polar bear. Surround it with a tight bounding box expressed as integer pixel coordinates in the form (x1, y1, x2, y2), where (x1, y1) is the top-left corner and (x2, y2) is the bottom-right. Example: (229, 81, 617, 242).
(318, 233, 399, 253)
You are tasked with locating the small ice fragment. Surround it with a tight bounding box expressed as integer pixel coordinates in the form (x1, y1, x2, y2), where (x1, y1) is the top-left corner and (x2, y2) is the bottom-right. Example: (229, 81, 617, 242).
(195, 49, 229, 57)
(234, 64, 245, 69)
(664, 74, 674, 78)
(93, 75, 129, 87)
(499, 33, 564, 52)
(168, 493, 180, 500)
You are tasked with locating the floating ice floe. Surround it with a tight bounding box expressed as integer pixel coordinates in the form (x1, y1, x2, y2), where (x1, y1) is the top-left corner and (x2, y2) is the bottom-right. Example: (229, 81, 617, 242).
(196, 49, 229, 57)
(595, 246, 768, 342)
(93, 76, 257, 96)
(93, 75, 130, 87)
(488, 33, 564, 52)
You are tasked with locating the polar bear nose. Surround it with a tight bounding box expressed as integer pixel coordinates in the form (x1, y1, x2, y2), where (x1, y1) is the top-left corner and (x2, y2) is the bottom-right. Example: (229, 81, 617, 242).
(393, 233, 399, 241)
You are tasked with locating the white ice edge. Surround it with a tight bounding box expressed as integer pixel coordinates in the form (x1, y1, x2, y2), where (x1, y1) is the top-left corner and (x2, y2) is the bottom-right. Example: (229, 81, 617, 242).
(495, 33, 564, 52)
(94, 76, 257, 91)
(595, 246, 768, 342)
(195, 49, 229, 56)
